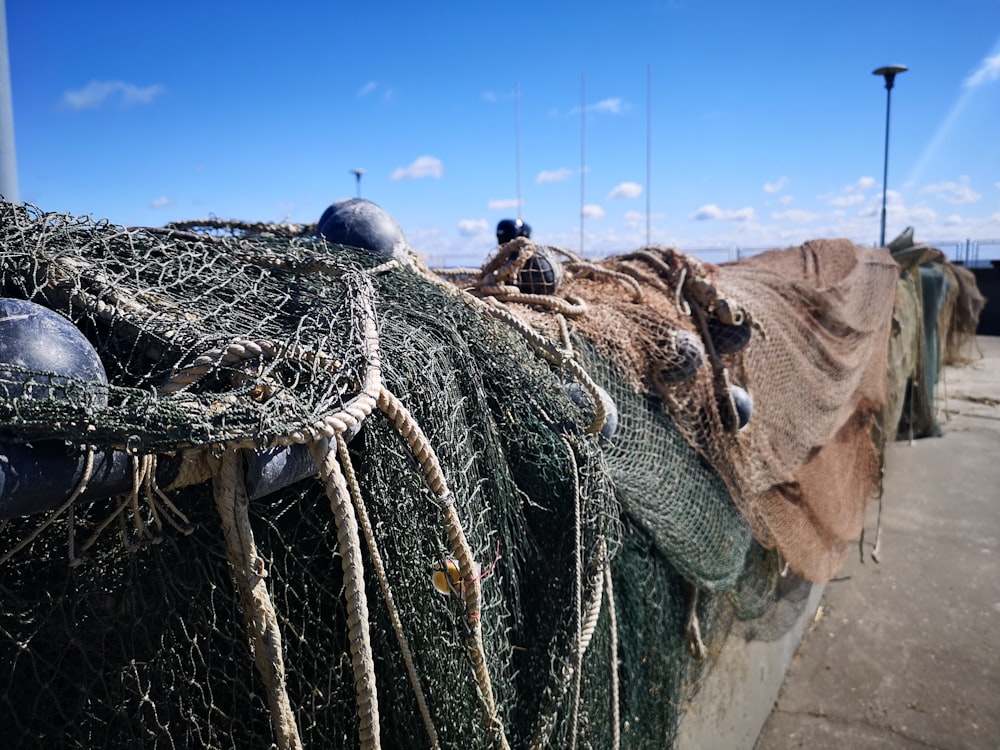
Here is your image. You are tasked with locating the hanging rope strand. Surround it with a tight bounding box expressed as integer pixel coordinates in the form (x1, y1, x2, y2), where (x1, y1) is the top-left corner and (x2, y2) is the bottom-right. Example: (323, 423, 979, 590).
(376, 386, 510, 750)
(310, 438, 382, 750)
(211, 446, 302, 750)
(335, 433, 440, 750)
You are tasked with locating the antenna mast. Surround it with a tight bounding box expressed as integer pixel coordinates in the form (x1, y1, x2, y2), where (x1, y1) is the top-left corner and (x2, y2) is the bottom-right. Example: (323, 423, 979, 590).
(515, 82, 522, 221)
(646, 63, 652, 247)
(0, 0, 19, 203)
(580, 73, 586, 256)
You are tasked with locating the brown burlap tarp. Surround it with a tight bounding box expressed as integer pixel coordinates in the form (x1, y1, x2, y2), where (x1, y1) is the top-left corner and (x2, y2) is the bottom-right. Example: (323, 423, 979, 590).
(532, 239, 900, 582)
(712, 241, 898, 581)
(885, 242, 986, 440)
(938, 261, 986, 366)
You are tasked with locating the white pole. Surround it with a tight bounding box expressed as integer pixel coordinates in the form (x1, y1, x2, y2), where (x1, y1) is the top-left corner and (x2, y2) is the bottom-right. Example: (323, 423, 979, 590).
(646, 63, 652, 247)
(580, 73, 586, 256)
(515, 81, 522, 222)
(0, 0, 18, 203)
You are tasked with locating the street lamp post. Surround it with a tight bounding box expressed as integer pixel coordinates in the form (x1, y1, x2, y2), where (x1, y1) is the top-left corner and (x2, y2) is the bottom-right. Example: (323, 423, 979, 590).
(350, 168, 365, 198)
(873, 65, 907, 247)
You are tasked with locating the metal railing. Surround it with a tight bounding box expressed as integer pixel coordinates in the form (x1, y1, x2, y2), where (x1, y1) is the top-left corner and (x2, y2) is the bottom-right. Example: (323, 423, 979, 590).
(930, 239, 1000, 268)
(432, 239, 1000, 271)
(689, 240, 1000, 268)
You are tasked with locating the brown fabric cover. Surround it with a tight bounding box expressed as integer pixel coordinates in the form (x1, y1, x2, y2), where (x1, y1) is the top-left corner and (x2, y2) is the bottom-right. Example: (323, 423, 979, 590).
(559, 239, 900, 582)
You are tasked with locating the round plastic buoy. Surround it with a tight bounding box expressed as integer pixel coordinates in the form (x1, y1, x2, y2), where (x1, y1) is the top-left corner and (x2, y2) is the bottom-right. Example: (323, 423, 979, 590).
(567, 381, 619, 440)
(496, 218, 531, 245)
(515, 245, 564, 296)
(0, 298, 108, 406)
(730, 384, 753, 429)
(657, 329, 705, 384)
(431, 558, 480, 596)
(316, 198, 408, 261)
(707, 317, 752, 355)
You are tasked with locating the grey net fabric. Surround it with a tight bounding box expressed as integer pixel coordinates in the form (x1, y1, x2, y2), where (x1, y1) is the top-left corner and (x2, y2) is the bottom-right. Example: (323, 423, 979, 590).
(0, 202, 982, 748)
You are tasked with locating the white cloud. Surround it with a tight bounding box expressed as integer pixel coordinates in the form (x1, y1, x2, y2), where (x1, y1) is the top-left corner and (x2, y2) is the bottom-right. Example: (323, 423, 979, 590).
(457, 219, 488, 236)
(764, 177, 788, 194)
(357, 81, 394, 101)
(482, 90, 515, 103)
(487, 198, 521, 210)
(778, 195, 794, 206)
(825, 176, 877, 206)
(390, 156, 443, 181)
(829, 193, 866, 207)
(591, 98, 624, 114)
(771, 209, 818, 223)
(150, 196, 173, 209)
(536, 168, 574, 184)
(907, 205, 938, 224)
(607, 182, 642, 200)
(690, 204, 755, 222)
(582, 204, 605, 219)
(964, 53, 1000, 88)
(858, 189, 901, 218)
(921, 176, 982, 204)
(624, 210, 661, 222)
(569, 98, 626, 116)
(59, 80, 164, 111)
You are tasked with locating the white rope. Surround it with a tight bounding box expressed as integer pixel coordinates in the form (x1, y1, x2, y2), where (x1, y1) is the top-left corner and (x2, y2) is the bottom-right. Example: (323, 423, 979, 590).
(212, 447, 303, 750)
(336, 434, 440, 750)
(310, 438, 382, 750)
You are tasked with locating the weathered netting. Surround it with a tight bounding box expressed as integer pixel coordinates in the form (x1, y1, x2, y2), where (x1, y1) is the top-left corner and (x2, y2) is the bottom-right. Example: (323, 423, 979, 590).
(936, 260, 986, 366)
(483, 239, 900, 582)
(884, 236, 986, 440)
(0, 202, 807, 749)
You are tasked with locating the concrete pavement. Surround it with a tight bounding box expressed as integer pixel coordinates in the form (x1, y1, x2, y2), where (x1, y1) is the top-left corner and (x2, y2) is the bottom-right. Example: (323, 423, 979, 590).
(755, 336, 1000, 749)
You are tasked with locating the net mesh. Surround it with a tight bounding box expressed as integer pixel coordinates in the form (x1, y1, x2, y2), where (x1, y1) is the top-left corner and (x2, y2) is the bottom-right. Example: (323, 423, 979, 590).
(502, 240, 901, 582)
(885, 238, 987, 441)
(0, 202, 976, 748)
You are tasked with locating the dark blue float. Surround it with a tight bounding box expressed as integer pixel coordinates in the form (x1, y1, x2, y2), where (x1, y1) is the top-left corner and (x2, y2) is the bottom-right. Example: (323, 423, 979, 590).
(730, 384, 754, 429)
(316, 198, 408, 261)
(0, 297, 108, 405)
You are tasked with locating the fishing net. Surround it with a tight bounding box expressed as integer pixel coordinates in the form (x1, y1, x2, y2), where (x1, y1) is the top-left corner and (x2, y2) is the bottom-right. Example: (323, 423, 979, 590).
(484, 239, 901, 582)
(0, 200, 925, 748)
(885, 234, 986, 441)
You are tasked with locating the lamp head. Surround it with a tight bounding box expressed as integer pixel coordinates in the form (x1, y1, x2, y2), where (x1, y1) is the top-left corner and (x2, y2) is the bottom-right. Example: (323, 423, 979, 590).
(873, 65, 908, 90)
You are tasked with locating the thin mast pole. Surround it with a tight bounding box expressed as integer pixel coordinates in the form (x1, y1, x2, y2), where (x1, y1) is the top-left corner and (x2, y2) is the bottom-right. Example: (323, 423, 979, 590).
(515, 82, 522, 222)
(646, 63, 652, 247)
(879, 84, 893, 247)
(0, 0, 19, 203)
(580, 73, 586, 256)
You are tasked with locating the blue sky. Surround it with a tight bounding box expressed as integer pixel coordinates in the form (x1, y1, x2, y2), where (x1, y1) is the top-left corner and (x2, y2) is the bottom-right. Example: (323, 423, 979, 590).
(6, 1, 1000, 266)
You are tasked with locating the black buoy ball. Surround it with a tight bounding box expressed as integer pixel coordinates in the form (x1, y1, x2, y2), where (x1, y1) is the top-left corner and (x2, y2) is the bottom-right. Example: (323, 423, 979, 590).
(316, 198, 408, 261)
(496, 218, 531, 245)
(516, 245, 563, 295)
(730, 384, 753, 429)
(657, 329, 705, 384)
(707, 317, 752, 355)
(567, 381, 619, 440)
(0, 298, 108, 406)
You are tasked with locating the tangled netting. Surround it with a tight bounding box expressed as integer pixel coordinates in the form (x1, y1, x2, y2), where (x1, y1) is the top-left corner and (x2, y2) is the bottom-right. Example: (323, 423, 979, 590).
(884, 234, 987, 440)
(461, 237, 901, 582)
(0, 201, 976, 749)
